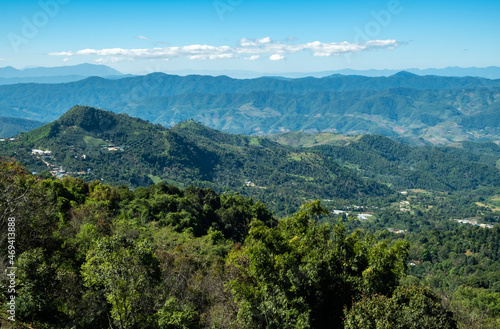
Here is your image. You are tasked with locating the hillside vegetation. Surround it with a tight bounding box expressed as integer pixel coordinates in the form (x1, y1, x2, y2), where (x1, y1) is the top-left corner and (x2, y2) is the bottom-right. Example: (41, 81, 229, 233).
(1, 73, 499, 144)
(0, 117, 45, 138)
(269, 132, 500, 191)
(2, 157, 500, 328)
(1, 105, 500, 328)
(3, 106, 500, 217)
(0, 159, 460, 328)
(1, 106, 395, 215)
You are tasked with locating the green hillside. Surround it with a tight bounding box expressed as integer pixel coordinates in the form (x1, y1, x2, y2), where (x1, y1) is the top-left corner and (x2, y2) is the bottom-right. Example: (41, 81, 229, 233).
(0, 106, 394, 214)
(0, 116, 45, 137)
(3, 106, 500, 216)
(2, 158, 471, 329)
(2, 108, 500, 328)
(269, 132, 500, 191)
(1, 73, 500, 144)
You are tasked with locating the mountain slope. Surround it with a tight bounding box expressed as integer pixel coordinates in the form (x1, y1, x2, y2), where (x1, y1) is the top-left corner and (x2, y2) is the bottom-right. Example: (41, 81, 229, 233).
(0, 73, 500, 144)
(3, 106, 499, 214)
(0, 106, 394, 213)
(0, 64, 123, 78)
(0, 116, 45, 137)
(269, 132, 500, 191)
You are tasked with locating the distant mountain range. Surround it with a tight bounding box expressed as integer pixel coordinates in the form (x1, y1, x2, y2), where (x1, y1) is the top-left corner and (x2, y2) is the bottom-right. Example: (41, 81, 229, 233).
(289, 66, 500, 79)
(0, 63, 127, 85)
(165, 66, 500, 79)
(2, 64, 500, 81)
(2, 106, 499, 214)
(1, 72, 499, 144)
(0, 63, 123, 78)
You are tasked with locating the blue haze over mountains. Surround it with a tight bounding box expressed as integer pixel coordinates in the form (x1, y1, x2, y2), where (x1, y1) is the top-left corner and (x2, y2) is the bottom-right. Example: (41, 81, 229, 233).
(2, 64, 500, 81)
(1, 64, 500, 145)
(0, 63, 128, 85)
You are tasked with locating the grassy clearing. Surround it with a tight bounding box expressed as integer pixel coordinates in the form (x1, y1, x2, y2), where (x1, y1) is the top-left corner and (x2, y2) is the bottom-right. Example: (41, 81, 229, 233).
(148, 174, 163, 184)
(83, 135, 106, 147)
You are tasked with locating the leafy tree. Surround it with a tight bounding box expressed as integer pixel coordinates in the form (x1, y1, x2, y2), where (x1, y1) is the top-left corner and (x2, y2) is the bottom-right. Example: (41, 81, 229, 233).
(228, 201, 409, 328)
(16, 248, 59, 321)
(82, 235, 161, 329)
(344, 285, 457, 329)
(157, 297, 198, 329)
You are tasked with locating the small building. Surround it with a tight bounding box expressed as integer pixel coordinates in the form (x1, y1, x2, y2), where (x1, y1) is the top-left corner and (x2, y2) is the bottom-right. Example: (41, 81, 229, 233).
(358, 213, 373, 220)
(32, 149, 52, 155)
(387, 228, 407, 234)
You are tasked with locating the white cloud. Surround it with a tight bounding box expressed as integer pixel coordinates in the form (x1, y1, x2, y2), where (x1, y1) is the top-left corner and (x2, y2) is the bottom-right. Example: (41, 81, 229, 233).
(257, 37, 271, 44)
(49, 37, 401, 62)
(239, 38, 256, 47)
(245, 55, 260, 60)
(269, 54, 285, 61)
(95, 56, 132, 64)
(136, 35, 150, 41)
(189, 53, 235, 60)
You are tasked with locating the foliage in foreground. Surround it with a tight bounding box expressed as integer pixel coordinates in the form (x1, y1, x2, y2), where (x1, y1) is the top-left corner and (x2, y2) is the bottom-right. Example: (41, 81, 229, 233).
(0, 157, 489, 328)
(344, 285, 457, 329)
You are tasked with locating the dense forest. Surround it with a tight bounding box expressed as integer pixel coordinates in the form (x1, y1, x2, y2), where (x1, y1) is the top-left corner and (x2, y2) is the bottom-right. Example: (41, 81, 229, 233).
(1, 106, 500, 328)
(2, 106, 500, 217)
(0, 106, 397, 215)
(5, 157, 499, 328)
(0, 117, 45, 139)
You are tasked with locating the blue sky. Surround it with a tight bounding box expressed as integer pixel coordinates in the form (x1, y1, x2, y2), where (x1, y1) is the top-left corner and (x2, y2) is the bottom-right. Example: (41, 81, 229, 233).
(1, 0, 499, 74)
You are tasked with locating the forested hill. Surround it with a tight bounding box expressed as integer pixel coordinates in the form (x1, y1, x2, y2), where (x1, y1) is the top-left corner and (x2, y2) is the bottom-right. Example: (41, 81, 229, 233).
(2, 106, 500, 215)
(0, 116, 45, 138)
(0, 106, 393, 214)
(1, 72, 499, 143)
(0, 157, 464, 329)
(269, 131, 500, 192)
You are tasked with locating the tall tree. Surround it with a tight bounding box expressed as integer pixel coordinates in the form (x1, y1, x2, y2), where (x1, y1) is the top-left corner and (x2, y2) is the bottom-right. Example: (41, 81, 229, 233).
(82, 235, 161, 329)
(227, 201, 409, 328)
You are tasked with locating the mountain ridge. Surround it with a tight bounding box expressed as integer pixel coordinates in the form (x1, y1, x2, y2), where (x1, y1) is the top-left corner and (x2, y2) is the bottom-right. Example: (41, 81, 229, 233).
(1, 73, 499, 144)
(0, 63, 123, 78)
(2, 106, 395, 213)
(0, 64, 127, 85)
(2, 106, 500, 215)
(96, 66, 500, 79)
